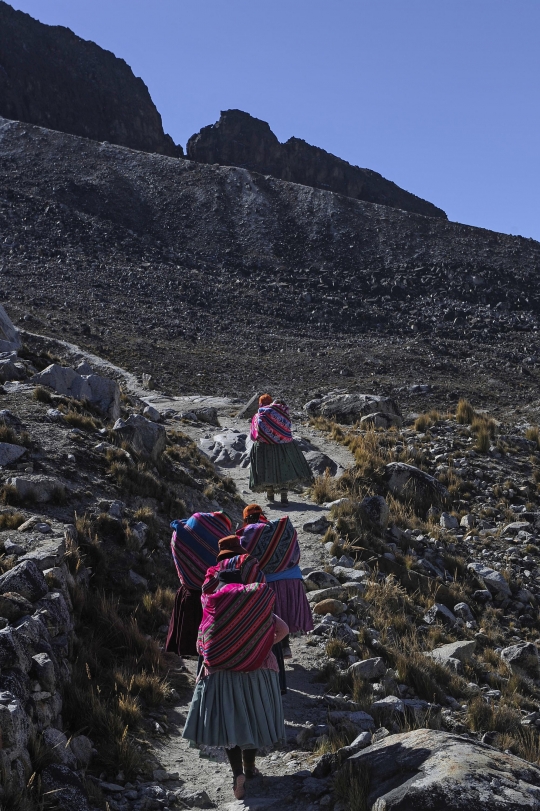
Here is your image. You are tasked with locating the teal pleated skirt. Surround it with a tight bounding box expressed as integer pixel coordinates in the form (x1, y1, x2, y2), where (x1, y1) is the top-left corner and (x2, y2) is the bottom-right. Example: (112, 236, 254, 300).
(182, 668, 285, 750)
(249, 441, 313, 492)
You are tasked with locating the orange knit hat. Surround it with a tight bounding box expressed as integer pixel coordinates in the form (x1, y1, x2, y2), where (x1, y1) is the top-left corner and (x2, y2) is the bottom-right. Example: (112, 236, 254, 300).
(259, 393, 272, 406)
(242, 503, 265, 522)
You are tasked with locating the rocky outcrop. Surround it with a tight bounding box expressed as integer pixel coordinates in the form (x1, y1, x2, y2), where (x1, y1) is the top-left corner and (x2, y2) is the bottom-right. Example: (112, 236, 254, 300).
(344, 729, 540, 810)
(32, 363, 121, 421)
(305, 393, 402, 425)
(187, 109, 446, 218)
(0, 1, 181, 156)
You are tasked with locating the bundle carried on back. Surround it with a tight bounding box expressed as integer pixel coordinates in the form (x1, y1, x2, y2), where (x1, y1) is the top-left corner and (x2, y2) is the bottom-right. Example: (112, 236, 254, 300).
(170, 511, 232, 589)
(198, 554, 276, 671)
(239, 516, 300, 574)
(251, 402, 293, 444)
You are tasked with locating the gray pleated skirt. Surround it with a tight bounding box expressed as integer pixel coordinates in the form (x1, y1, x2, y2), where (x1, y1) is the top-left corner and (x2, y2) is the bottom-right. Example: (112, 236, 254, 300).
(249, 441, 313, 492)
(182, 668, 285, 750)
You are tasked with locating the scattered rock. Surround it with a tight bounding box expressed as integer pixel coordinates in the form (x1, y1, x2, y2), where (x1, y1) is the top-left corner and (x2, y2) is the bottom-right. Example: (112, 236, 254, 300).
(467, 562, 512, 598)
(426, 640, 476, 667)
(313, 598, 347, 616)
(303, 516, 330, 533)
(0, 442, 26, 466)
(386, 462, 449, 507)
(0, 560, 48, 602)
(304, 570, 341, 591)
(0, 592, 34, 622)
(112, 414, 166, 460)
(440, 511, 459, 530)
(500, 641, 539, 678)
(143, 404, 161, 422)
(348, 657, 387, 680)
(359, 495, 389, 530)
(423, 603, 456, 627)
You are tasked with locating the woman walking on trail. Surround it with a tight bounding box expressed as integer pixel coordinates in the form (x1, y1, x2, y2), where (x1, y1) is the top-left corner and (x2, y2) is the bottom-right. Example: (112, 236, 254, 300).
(165, 511, 232, 657)
(249, 394, 312, 504)
(183, 535, 288, 800)
(239, 504, 313, 659)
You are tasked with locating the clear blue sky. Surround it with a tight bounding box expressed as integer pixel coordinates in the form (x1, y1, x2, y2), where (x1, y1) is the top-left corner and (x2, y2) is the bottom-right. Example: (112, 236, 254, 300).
(8, 0, 540, 240)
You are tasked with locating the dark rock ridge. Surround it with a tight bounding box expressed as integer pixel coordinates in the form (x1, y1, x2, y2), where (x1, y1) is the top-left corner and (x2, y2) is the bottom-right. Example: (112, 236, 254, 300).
(0, 1, 181, 157)
(1, 115, 540, 407)
(187, 109, 446, 219)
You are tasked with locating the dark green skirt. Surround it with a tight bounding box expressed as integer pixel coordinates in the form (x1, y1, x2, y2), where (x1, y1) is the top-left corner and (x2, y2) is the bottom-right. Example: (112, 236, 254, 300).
(249, 441, 313, 492)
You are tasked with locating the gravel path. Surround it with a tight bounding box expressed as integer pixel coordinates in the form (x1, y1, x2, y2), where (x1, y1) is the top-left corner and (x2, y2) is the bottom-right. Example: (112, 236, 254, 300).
(146, 401, 354, 810)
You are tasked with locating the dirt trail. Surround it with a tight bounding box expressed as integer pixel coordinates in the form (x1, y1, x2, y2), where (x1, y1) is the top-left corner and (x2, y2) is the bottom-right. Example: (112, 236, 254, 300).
(149, 404, 354, 810)
(24, 331, 354, 809)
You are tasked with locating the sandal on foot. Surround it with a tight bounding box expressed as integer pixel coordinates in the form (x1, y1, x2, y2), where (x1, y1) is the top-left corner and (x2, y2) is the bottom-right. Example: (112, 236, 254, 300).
(245, 767, 262, 779)
(282, 645, 292, 659)
(233, 774, 246, 800)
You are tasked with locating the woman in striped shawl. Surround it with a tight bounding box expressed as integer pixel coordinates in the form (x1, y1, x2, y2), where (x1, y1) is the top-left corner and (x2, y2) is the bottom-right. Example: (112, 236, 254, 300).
(249, 394, 312, 504)
(165, 511, 232, 657)
(183, 536, 288, 801)
(238, 504, 313, 659)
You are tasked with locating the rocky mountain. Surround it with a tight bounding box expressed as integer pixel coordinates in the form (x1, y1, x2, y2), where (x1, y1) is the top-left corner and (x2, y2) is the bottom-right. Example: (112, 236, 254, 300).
(187, 109, 447, 219)
(1, 115, 540, 415)
(0, 1, 181, 157)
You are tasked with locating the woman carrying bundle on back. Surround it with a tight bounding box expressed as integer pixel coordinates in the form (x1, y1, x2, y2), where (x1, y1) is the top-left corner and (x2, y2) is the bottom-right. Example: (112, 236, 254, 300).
(238, 504, 313, 659)
(165, 511, 232, 657)
(249, 394, 312, 505)
(183, 534, 287, 800)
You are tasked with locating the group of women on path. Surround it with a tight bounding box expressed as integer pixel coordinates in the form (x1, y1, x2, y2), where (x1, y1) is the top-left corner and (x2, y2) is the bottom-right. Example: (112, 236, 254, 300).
(165, 396, 313, 800)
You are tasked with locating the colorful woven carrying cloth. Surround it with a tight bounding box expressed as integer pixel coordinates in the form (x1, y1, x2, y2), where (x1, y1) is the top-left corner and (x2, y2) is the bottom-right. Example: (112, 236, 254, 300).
(202, 553, 265, 595)
(198, 555, 275, 671)
(251, 402, 293, 444)
(170, 512, 232, 590)
(239, 517, 300, 574)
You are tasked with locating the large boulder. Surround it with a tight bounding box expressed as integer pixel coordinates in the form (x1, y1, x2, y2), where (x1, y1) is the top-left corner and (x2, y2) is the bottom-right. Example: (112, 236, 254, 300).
(7, 475, 65, 504)
(199, 429, 248, 467)
(32, 364, 120, 421)
(305, 393, 402, 426)
(386, 463, 449, 508)
(345, 728, 540, 810)
(112, 414, 166, 461)
(0, 560, 48, 602)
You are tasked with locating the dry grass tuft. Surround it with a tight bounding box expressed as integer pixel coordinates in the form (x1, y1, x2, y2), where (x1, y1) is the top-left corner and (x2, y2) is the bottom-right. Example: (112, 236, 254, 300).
(63, 409, 101, 431)
(32, 385, 52, 404)
(333, 759, 371, 811)
(0, 511, 25, 530)
(456, 399, 476, 424)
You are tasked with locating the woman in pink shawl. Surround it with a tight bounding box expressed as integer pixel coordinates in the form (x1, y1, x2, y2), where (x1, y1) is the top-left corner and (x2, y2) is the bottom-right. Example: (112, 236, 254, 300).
(249, 394, 312, 505)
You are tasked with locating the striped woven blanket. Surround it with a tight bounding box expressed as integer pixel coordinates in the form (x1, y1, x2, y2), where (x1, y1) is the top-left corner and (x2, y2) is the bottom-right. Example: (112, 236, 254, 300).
(251, 402, 293, 444)
(239, 517, 300, 574)
(202, 553, 265, 595)
(198, 556, 275, 671)
(170, 512, 232, 590)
